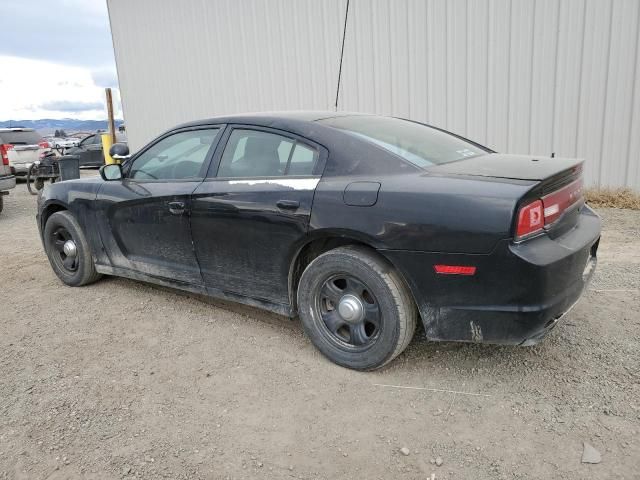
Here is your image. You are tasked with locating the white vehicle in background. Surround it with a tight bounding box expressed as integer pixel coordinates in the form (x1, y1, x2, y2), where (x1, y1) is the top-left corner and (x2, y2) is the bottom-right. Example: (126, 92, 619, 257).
(0, 128, 49, 177)
(45, 137, 79, 150)
(49, 138, 80, 150)
(0, 161, 15, 213)
(0, 139, 16, 214)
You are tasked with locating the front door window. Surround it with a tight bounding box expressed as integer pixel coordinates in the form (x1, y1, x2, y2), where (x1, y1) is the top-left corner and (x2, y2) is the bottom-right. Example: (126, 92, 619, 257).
(129, 129, 220, 180)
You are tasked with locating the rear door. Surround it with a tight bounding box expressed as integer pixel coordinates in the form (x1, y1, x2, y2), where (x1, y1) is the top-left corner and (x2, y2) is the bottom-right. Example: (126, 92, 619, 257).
(190, 126, 325, 306)
(95, 126, 223, 287)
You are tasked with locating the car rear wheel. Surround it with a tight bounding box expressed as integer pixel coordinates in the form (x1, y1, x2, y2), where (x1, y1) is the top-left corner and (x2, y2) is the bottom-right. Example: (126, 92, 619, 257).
(297, 246, 417, 370)
(43, 211, 102, 287)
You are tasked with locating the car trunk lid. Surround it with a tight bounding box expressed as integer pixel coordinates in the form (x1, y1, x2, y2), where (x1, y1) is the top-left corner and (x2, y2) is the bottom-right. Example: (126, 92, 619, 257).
(430, 153, 585, 240)
(9, 144, 41, 165)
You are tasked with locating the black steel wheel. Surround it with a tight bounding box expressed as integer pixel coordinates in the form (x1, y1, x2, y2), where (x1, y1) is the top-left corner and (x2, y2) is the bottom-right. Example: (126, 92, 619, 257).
(43, 211, 102, 287)
(298, 246, 417, 370)
(316, 274, 381, 349)
(50, 226, 79, 273)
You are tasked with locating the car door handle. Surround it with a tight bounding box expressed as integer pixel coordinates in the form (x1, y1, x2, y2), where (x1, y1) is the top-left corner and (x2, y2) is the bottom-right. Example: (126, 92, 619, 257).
(276, 200, 300, 210)
(168, 201, 186, 215)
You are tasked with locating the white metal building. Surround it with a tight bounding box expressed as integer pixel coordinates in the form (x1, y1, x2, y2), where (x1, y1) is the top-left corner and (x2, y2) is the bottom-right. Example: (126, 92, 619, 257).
(107, 0, 640, 190)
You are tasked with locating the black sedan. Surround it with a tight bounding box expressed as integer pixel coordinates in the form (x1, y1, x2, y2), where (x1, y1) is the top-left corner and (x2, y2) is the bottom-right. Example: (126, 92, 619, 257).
(64, 133, 126, 167)
(37, 112, 601, 370)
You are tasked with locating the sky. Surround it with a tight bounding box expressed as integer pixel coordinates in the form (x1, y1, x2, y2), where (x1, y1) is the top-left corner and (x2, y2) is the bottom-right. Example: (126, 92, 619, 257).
(0, 0, 121, 120)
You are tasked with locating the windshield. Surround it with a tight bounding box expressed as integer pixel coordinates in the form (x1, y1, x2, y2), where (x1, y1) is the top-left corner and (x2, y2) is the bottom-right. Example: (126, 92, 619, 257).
(319, 115, 489, 168)
(0, 130, 41, 145)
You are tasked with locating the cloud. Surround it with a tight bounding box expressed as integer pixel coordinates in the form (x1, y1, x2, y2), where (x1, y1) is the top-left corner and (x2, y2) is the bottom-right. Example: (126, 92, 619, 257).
(91, 68, 119, 88)
(0, 1, 123, 121)
(0, 56, 121, 120)
(40, 100, 105, 113)
(0, 0, 115, 69)
(57, 81, 84, 88)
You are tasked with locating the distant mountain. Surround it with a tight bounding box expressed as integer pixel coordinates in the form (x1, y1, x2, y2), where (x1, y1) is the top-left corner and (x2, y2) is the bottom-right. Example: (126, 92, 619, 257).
(0, 119, 124, 134)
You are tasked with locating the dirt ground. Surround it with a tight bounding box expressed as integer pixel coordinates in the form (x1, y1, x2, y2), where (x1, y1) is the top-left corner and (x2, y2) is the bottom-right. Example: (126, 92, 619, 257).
(1, 175, 639, 480)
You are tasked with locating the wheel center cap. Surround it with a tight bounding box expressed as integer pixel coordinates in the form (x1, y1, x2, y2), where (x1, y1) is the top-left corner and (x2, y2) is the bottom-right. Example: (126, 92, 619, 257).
(63, 239, 77, 258)
(337, 294, 364, 323)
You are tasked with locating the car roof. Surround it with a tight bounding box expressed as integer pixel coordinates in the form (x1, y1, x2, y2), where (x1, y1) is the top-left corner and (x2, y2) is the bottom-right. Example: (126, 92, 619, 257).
(0, 128, 36, 132)
(176, 110, 371, 129)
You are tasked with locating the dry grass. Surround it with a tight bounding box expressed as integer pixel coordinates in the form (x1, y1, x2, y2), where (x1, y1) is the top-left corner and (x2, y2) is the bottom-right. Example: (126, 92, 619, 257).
(585, 188, 640, 210)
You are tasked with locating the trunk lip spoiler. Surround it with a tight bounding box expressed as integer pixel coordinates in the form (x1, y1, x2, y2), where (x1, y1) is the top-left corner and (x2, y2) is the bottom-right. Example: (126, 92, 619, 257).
(427, 153, 585, 182)
(511, 161, 585, 242)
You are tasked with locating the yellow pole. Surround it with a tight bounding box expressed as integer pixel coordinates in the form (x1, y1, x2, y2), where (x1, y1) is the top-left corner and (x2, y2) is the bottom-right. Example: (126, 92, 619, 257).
(103, 87, 118, 164)
(102, 133, 116, 164)
(105, 88, 116, 145)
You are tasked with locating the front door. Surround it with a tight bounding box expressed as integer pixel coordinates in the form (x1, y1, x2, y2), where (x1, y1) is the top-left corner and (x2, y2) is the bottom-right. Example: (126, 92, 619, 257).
(95, 127, 222, 288)
(86, 135, 104, 165)
(75, 135, 102, 166)
(190, 126, 325, 307)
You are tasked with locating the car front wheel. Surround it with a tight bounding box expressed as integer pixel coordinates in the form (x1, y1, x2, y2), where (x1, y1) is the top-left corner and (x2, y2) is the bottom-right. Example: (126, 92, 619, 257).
(297, 246, 417, 370)
(43, 211, 102, 287)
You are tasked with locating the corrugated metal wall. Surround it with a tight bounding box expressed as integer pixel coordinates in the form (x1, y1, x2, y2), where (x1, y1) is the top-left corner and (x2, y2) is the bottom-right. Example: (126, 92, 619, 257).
(108, 0, 640, 189)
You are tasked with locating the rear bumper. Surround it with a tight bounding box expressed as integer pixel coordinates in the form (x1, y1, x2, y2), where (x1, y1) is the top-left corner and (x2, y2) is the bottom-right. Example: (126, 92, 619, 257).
(382, 205, 601, 345)
(425, 249, 597, 345)
(11, 163, 32, 176)
(0, 174, 16, 191)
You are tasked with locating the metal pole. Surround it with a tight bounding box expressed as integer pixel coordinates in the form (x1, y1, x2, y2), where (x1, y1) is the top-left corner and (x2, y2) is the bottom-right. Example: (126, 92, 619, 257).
(105, 88, 116, 144)
(334, 0, 350, 111)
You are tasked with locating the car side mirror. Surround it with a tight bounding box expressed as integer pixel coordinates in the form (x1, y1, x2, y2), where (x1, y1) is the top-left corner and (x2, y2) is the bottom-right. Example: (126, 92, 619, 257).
(99, 163, 123, 181)
(109, 143, 130, 159)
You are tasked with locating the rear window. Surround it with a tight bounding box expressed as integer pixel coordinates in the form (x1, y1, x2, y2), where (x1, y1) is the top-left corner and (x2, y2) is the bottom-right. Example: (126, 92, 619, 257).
(319, 116, 489, 168)
(0, 130, 41, 145)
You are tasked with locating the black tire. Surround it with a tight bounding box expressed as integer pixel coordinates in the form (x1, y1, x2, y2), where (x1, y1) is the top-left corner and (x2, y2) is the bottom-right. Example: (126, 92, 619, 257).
(43, 211, 102, 287)
(0, 195, 3, 214)
(26, 164, 40, 195)
(297, 246, 417, 370)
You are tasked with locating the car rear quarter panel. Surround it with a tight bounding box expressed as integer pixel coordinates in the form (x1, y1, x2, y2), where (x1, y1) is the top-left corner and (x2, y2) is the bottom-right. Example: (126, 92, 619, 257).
(310, 172, 535, 254)
(308, 168, 568, 342)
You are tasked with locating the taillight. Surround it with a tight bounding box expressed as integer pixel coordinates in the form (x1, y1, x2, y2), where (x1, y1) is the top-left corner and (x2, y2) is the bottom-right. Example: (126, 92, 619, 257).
(542, 178, 584, 224)
(516, 199, 544, 240)
(38, 139, 50, 149)
(0, 144, 14, 165)
(515, 176, 584, 241)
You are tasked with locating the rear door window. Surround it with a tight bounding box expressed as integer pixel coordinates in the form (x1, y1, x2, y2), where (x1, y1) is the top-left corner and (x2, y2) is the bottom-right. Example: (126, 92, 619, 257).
(217, 129, 318, 178)
(0, 130, 41, 145)
(286, 143, 317, 175)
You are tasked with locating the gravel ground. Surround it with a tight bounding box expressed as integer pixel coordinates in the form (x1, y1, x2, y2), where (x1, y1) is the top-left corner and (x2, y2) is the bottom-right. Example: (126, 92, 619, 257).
(1, 176, 639, 479)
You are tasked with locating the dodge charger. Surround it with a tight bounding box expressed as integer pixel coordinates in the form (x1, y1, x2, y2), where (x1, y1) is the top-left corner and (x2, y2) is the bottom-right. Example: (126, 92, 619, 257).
(37, 112, 601, 370)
